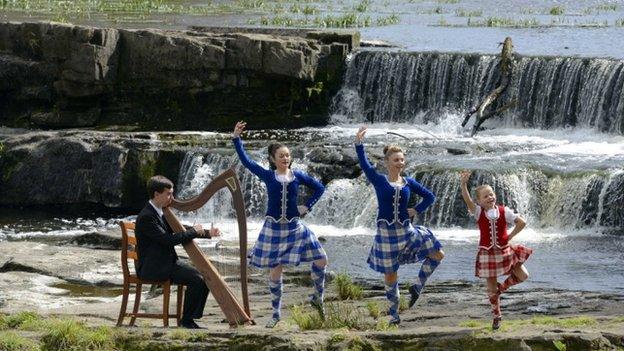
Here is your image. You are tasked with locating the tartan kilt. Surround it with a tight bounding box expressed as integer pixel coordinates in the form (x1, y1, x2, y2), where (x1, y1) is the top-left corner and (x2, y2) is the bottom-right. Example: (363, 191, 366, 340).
(367, 221, 443, 274)
(249, 217, 327, 268)
(475, 244, 533, 278)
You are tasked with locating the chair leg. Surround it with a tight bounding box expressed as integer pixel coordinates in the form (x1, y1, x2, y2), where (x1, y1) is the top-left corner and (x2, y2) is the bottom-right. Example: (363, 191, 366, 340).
(176, 285, 184, 326)
(129, 283, 142, 327)
(162, 282, 171, 327)
(116, 282, 130, 326)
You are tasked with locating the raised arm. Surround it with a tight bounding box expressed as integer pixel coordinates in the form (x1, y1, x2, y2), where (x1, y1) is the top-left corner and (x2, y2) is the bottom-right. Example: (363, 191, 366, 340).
(459, 170, 477, 214)
(295, 170, 325, 211)
(354, 126, 384, 183)
(406, 178, 436, 213)
(232, 121, 270, 178)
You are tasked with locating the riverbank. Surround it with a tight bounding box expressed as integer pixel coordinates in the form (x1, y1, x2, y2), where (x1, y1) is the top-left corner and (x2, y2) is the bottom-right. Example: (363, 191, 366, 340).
(1, 236, 623, 350)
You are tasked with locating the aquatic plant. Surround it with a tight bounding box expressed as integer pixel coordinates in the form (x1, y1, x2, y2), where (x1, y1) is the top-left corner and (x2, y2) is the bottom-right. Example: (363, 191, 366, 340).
(354, 0, 370, 13)
(467, 16, 540, 28)
(455, 8, 483, 17)
(376, 13, 400, 26)
(549, 6, 564, 15)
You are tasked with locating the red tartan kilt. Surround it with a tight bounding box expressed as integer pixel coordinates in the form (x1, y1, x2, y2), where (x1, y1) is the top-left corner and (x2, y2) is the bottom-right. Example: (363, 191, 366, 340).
(475, 244, 533, 278)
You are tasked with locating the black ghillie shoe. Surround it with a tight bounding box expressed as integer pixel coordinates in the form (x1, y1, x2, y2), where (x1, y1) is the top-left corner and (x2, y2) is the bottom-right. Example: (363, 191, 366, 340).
(180, 320, 203, 329)
(310, 295, 325, 321)
(388, 315, 401, 325)
(265, 318, 280, 329)
(492, 316, 502, 330)
(408, 285, 420, 308)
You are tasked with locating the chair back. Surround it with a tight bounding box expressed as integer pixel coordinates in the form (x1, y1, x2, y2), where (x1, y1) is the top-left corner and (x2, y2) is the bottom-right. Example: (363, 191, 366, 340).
(119, 221, 138, 278)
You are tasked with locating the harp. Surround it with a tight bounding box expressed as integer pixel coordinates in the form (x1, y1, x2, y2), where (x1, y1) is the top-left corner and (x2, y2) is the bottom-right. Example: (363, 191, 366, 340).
(162, 167, 253, 326)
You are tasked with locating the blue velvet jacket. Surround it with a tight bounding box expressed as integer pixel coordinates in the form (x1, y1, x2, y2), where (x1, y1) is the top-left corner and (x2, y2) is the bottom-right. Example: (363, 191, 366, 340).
(355, 143, 435, 225)
(233, 137, 324, 221)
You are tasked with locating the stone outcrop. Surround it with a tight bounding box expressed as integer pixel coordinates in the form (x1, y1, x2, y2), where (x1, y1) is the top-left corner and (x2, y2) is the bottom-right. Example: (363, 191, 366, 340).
(0, 22, 358, 130)
(0, 130, 196, 208)
(0, 129, 366, 208)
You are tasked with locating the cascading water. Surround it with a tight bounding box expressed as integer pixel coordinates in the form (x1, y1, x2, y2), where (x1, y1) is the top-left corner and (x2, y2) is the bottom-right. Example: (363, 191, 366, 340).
(332, 51, 624, 134)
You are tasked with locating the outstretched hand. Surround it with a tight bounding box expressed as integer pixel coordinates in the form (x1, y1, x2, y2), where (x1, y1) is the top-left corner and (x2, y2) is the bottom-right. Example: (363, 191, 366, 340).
(355, 126, 367, 143)
(459, 170, 471, 184)
(233, 121, 246, 138)
(208, 224, 221, 238)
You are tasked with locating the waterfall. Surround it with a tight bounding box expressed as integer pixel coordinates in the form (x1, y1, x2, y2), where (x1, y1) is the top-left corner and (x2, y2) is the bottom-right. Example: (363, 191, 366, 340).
(332, 51, 624, 134)
(176, 148, 623, 232)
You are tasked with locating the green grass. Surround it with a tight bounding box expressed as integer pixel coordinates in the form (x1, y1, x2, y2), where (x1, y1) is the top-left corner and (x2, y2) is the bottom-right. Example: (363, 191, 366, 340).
(0, 331, 38, 351)
(553, 340, 567, 351)
(334, 273, 364, 300)
(365, 301, 381, 319)
(290, 301, 392, 331)
(398, 295, 408, 313)
(460, 316, 599, 334)
(1, 312, 42, 330)
(40, 320, 115, 351)
(616, 18, 624, 26)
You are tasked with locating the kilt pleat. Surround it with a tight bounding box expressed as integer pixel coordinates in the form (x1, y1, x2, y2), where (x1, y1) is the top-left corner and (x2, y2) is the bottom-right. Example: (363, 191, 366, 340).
(249, 217, 326, 268)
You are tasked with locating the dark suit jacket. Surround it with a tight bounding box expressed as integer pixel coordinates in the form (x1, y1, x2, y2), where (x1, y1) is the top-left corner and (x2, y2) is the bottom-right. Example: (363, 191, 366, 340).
(135, 203, 198, 281)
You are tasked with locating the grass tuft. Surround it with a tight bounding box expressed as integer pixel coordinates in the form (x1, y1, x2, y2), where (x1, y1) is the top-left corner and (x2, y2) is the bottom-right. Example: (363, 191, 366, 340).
(334, 273, 364, 300)
(40, 319, 114, 351)
(0, 331, 38, 351)
(366, 301, 381, 319)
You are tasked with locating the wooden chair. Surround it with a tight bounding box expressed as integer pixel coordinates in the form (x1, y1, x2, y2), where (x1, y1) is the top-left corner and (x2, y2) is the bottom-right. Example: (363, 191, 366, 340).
(117, 221, 184, 327)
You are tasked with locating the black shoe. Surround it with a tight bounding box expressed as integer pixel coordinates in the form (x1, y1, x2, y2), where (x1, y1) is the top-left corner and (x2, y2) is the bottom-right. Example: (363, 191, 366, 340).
(492, 316, 502, 330)
(180, 319, 202, 329)
(310, 295, 325, 321)
(265, 318, 280, 329)
(408, 285, 420, 308)
(388, 315, 401, 325)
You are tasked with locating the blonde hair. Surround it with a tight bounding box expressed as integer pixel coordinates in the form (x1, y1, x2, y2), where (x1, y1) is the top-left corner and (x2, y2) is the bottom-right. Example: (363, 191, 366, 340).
(475, 184, 493, 199)
(383, 145, 403, 159)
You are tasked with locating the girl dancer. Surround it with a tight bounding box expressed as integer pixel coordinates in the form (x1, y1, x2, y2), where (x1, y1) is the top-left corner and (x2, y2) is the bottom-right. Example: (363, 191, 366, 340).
(355, 126, 444, 325)
(233, 121, 328, 328)
(459, 170, 532, 330)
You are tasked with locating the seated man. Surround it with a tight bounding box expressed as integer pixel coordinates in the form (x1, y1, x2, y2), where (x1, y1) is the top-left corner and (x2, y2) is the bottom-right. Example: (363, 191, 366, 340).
(135, 175, 220, 329)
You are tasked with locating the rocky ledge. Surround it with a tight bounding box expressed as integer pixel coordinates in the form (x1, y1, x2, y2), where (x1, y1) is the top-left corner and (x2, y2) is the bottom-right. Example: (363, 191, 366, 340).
(0, 22, 358, 130)
(0, 129, 363, 208)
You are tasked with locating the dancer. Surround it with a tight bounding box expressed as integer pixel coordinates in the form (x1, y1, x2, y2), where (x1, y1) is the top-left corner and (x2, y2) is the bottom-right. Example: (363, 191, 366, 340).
(355, 126, 444, 325)
(459, 170, 532, 330)
(232, 121, 328, 328)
